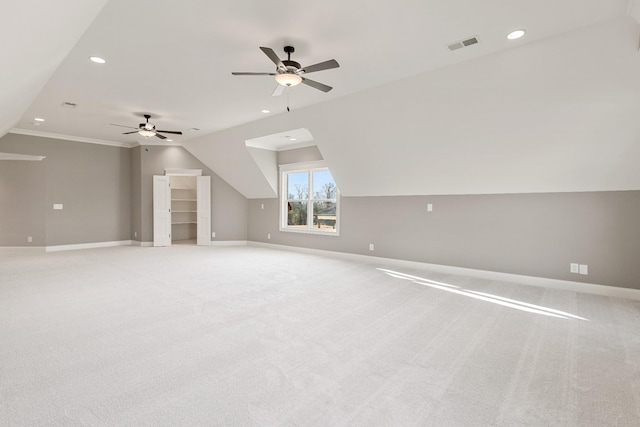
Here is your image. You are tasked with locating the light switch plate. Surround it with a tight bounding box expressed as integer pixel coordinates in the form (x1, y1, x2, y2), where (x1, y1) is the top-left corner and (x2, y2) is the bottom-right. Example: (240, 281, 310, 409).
(579, 264, 588, 275)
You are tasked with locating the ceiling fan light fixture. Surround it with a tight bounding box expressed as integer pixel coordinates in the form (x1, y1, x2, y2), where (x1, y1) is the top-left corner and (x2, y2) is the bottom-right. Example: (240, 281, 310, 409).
(138, 129, 156, 137)
(275, 73, 302, 87)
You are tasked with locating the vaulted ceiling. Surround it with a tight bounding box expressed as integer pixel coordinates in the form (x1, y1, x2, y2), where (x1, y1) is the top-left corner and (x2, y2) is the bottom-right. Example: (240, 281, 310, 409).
(2, 1, 640, 198)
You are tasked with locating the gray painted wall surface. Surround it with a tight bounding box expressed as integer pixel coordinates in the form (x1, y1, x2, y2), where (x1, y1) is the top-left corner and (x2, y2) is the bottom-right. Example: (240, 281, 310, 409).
(0, 134, 131, 246)
(277, 146, 323, 165)
(248, 191, 640, 290)
(0, 160, 46, 246)
(138, 145, 247, 243)
(130, 146, 142, 241)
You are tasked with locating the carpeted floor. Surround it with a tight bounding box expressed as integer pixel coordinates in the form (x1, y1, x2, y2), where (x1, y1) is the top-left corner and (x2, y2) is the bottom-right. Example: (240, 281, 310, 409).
(1, 245, 639, 426)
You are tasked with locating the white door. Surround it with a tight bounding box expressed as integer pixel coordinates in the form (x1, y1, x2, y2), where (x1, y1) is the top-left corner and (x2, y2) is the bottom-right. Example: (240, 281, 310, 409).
(153, 175, 172, 247)
(197, 176, 211, 246)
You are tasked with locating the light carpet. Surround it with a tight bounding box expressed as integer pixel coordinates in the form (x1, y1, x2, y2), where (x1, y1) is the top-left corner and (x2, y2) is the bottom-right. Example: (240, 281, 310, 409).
(1, 245, 639, 426)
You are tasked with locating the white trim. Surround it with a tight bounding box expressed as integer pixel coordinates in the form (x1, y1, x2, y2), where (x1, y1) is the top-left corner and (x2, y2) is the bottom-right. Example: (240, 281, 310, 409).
(279, 160, 327, 171)
(248, 241, 640, 301)
(212, 240, 248, 246)
(9, 128, 135, 148)
(164, 168, 202, 176)
(0, 152, 46, 161)
(46, 240, 134, 252)
(0, 246, 45, 252)
(132, 241, 154, 247)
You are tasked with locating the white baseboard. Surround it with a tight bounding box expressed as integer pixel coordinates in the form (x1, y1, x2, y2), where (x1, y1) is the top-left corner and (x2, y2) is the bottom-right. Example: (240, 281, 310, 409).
(0, 246, 45, 253)
(212, 240, 248, 247)
(46, 240, 134, 252)
(132, 241, 154, 247)
(248, 241, 640, 301)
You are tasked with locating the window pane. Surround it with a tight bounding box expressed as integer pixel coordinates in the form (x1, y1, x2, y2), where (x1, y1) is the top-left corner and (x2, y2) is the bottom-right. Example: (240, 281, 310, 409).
(287, 201, 308, 227)
(287, 172, 309, 200)
(312, 170, 336, 200)
(312, 201, 336, 230)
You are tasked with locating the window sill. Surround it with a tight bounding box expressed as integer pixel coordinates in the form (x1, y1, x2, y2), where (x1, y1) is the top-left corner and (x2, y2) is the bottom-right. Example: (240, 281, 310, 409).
(279, 227, 340, 237)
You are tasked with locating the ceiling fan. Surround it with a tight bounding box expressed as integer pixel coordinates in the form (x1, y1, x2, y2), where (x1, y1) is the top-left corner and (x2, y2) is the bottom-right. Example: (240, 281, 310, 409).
(110, 114, 182, 140)
(232, 46, 339, 96)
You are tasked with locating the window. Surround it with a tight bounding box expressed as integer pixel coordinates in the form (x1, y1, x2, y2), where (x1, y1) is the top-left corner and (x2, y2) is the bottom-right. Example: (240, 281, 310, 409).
(280, 163, 339, 235)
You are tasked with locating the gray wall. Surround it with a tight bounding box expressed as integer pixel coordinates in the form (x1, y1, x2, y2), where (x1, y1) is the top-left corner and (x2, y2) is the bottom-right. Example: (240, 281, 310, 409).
(0, 160, 46, 246)
(247, 191, 640, 290)
(0, 133, 131, 246)
(277, 145, 323, 165)
(137, 145, 247, 243)
(130, 146, 142, 241)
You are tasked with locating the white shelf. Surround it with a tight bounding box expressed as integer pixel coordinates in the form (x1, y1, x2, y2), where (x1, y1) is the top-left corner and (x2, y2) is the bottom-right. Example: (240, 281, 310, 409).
(172, 198, 196, 201)
(172, 210, 196, 213)
(172, 221, 197, 225)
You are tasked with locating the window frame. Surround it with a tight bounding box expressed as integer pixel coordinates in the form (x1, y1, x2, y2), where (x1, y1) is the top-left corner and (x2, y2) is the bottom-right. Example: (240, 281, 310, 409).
(279, 161, 340, 236)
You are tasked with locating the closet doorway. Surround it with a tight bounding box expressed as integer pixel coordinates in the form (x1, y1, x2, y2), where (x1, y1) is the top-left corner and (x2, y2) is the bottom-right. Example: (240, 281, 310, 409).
(153, 171, 210, 247)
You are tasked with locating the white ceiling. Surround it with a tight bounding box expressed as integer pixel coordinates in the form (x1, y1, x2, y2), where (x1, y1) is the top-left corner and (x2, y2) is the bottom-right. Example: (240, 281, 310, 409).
(3, 0, 640, 199)
(5, 0, 633, 145)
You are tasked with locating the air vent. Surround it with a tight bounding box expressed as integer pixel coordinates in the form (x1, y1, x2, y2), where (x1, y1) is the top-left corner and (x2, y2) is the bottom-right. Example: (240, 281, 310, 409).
(61, 101, 77, 109)
(448, 36, 479, 51)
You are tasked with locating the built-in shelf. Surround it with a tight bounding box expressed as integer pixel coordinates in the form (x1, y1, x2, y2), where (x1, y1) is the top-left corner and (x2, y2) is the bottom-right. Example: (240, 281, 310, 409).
(171, 187, 197, 240)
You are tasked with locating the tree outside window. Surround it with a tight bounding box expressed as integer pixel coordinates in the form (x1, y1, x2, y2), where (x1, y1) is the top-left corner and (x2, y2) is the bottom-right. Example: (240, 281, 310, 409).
(282, 166, 339, 235)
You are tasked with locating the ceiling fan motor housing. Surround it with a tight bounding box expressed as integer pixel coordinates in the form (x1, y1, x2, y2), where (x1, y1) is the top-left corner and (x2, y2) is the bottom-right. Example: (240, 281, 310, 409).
(281, 60, 301, 73)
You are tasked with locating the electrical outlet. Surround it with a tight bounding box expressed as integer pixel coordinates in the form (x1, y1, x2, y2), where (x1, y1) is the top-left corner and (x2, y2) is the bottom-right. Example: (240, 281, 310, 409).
(27, 236, 32, 243)
(261, 203, 264, 210)
(570, 263, 579, 273)
(427, 203, 433, 212)
(53, 203, 63, 210)
(267, 233, 271, 240)
(212, 232, 215, 238)
(579, 264, 588, 275)
(369, 243, 374, 251)
(134, 231, 137, 238)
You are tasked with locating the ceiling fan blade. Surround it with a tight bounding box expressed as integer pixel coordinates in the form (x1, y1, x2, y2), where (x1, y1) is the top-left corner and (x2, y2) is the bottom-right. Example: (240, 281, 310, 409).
(272, 84, 285, 97)
(154, 133, 167, 140)
(122, 131, 139, 134)
(301, 59, 340, 74)
(301, 77, 333, 93)
(111, 123, 139, 129)
(156, 130, 182, 135)
(260, 47, 286, 71)
(232, 72, 277, 76)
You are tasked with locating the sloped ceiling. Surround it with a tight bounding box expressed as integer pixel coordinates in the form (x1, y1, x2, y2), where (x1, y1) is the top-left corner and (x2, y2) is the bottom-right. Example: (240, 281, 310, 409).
(183, 17, 640, 198)
(0, 0, 108, 136)
(3, 1, 640, 199)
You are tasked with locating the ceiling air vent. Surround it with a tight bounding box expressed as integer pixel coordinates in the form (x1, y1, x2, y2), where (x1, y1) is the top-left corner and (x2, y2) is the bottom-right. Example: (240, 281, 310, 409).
(448, 36, 479, 51)
(61, 101, 77, 109)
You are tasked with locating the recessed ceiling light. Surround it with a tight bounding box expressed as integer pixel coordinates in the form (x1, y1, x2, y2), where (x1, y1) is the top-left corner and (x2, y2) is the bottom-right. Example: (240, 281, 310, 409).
(507, 29, 526, 40)
(34, 117, 45, 122)
(261, 109, 270, 113)
(290, 138, 297, 141)
(89, 56, 106, 64)
(166, 139, 173, 142)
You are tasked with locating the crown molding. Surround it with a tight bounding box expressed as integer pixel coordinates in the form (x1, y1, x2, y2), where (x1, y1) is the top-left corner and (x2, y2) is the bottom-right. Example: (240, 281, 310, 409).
(9, 128, 136, 148)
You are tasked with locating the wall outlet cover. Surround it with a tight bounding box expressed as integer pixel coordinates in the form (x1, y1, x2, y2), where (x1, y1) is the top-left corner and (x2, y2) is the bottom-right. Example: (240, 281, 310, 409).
(570, 263, 579, 273)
